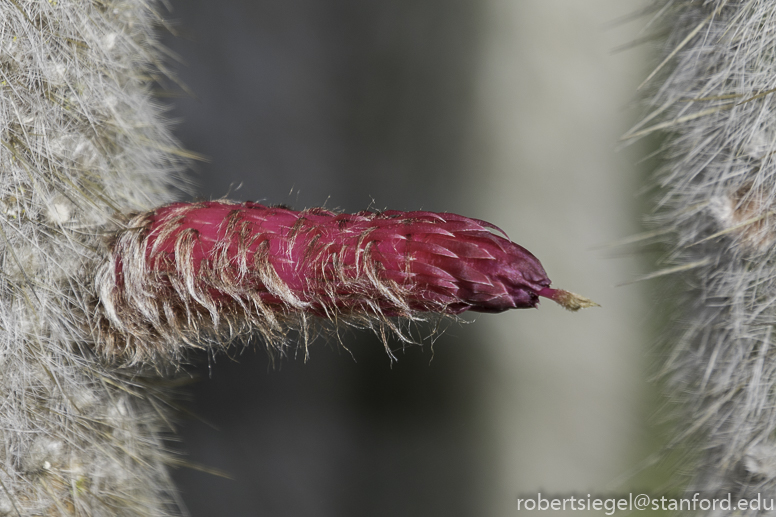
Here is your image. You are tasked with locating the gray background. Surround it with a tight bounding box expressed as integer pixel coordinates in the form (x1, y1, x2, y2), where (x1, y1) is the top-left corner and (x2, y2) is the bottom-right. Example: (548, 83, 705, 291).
(161, 1, 654, 516)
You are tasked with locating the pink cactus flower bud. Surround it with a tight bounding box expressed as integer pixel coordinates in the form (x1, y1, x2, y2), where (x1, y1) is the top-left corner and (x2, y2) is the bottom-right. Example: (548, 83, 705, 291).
(94, 201, 595, 363)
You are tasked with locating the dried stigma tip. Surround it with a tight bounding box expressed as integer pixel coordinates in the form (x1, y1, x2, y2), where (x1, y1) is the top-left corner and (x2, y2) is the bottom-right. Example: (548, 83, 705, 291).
(95, 201, 591, 361)
(538, 287, 599, 312)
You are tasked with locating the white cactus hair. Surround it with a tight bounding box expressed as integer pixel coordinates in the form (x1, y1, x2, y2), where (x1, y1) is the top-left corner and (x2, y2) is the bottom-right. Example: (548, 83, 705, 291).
(634, 0, 776, 507)
(0, 0, 186, 514)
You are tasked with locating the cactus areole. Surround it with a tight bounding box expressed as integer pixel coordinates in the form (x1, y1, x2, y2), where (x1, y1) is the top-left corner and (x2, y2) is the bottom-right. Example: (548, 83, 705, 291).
(95, 201, 594, 361)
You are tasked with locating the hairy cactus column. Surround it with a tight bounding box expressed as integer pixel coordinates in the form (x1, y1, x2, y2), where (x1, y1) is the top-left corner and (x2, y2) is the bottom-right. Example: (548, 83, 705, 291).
(632, 0, 776, 509)
(0, 1, 184, 515)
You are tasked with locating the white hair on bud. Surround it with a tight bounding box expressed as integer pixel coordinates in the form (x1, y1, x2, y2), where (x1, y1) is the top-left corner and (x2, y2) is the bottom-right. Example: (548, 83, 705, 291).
(633, 0, 776, 509)
(0, 0, 187, 514)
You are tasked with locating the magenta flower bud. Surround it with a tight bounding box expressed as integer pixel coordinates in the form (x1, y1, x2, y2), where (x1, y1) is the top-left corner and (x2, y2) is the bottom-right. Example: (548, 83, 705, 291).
(94, 201, 595, 362)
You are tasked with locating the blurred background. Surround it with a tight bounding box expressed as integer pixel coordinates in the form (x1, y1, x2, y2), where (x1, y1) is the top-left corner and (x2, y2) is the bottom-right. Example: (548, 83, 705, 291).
(161, 1, 655, 516)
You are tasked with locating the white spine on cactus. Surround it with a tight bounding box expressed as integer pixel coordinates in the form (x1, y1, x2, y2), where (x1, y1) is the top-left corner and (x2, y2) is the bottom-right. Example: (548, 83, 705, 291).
(635, 0, 776, 508)
(0, 1, 184, 515)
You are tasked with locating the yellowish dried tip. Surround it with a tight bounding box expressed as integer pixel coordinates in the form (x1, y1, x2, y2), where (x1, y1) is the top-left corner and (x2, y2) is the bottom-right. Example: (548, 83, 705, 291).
(538, 288, 599, 312)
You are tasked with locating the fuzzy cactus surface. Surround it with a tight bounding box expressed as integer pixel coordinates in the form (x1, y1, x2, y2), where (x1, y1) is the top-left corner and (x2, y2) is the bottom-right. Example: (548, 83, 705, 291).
(633, 0, 776, 512)
(0, 0, 185, 514)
